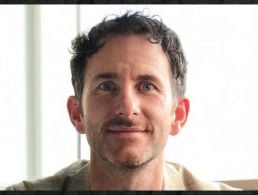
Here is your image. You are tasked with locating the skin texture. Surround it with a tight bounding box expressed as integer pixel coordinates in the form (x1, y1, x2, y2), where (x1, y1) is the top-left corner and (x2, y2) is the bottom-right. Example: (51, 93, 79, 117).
(67, 34, 189, 190)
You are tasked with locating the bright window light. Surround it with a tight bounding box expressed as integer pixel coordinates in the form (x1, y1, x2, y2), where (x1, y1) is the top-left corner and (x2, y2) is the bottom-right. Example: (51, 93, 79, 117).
(40, 5, 78, 177)
(0, 5, 26, 188)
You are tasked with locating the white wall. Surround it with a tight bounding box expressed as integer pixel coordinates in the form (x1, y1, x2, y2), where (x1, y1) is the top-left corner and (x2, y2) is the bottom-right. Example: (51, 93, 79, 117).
(40, 5, 78, 178)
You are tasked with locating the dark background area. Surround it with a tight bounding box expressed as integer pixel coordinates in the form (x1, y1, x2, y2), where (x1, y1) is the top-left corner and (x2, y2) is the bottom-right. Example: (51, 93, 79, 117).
(1, 0, 258, 4)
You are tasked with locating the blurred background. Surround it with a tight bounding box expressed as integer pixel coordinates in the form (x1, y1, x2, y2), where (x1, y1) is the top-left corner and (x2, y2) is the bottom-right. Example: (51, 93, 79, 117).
(1, 5, 258, 189)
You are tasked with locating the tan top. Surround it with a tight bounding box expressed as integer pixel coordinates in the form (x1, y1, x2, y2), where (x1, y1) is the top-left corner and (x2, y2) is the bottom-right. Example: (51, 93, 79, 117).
(6, 160, 240, 190)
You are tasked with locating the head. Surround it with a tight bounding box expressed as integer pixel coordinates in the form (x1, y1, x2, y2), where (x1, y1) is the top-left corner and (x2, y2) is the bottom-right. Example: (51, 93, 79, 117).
(67, 11, 189, 169)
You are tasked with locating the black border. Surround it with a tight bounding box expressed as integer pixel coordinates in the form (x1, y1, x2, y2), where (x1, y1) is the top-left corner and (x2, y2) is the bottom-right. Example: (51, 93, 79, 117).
(2, 191, 258, 195)
(1, 0, 258, 4)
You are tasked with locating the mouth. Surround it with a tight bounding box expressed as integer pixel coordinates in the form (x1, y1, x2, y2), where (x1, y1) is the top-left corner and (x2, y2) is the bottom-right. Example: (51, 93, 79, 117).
(107, 126, 146, 132)
(106, 127, 148, 138)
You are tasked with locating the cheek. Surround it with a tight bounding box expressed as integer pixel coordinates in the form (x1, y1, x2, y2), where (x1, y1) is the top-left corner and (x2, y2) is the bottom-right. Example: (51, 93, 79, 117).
(84, 95, 113, 124)
(142, 94, 173, 117)
(142, 95, 174, 132)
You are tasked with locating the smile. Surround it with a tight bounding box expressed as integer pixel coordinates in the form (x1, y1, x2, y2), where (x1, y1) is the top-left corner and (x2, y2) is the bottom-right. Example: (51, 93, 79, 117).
(107, 127, 145, 132)
(106, 127, 148, 138)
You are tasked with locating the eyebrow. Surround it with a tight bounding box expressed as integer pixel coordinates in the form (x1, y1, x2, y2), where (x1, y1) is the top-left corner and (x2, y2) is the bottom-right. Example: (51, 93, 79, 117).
(92, 73, 162, 85)
(93, 73, 118, 82)
(137, 75, 160, 83)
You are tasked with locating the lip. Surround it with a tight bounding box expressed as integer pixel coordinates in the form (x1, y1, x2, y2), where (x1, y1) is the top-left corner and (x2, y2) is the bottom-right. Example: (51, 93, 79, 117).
(106, 127, 147, 138)
(107, 126, 145, 132)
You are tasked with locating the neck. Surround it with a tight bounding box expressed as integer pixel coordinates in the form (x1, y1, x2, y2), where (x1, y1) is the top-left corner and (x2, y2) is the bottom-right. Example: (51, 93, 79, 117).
(89, 155, 164, 190)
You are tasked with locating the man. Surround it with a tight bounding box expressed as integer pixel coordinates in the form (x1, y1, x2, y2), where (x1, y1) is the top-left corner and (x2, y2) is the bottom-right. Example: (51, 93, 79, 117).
(6, 11, 239, 190)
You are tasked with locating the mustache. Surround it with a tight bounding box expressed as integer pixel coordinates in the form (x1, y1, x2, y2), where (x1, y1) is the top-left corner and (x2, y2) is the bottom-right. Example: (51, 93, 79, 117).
(102, 117, 138, 130)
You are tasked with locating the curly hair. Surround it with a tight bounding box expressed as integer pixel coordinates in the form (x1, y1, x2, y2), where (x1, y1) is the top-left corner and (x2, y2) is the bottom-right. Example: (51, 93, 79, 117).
(70, 11, 187, 99)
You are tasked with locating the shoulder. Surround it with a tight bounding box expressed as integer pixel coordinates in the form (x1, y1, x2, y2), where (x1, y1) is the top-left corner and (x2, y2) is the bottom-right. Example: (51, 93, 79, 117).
(5, 160, 89, 190)
(164, 161, 241, 190)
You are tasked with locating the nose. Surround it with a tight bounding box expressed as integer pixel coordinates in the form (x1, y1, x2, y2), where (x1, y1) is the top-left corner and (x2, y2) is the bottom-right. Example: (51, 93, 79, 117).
(115, 87, 141, 118)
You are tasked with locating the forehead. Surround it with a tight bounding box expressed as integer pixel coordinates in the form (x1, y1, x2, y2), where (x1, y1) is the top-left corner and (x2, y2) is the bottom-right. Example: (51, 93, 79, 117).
(85, 35, 171, 81)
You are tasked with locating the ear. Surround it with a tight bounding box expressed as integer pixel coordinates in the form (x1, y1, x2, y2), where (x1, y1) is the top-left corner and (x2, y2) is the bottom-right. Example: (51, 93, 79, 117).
(171, 97, 190, 136)
(67, 96, 85, 134)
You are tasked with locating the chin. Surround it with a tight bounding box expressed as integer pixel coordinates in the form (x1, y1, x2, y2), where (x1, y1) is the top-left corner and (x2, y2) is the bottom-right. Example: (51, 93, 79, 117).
(99, 144, 157, 169)
(109, 152, 154, 170)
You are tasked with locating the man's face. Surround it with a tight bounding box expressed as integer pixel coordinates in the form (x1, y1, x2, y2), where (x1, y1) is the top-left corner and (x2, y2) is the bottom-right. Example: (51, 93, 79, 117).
(76, 35, 181, 168)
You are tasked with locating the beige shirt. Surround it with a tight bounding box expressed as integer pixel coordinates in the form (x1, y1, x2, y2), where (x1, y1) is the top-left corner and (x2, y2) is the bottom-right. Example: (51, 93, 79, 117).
(6, 160, 240, 190)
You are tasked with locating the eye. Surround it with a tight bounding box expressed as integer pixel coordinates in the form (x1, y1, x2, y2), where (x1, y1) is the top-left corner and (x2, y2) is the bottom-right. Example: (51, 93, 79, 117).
(138, 82, 155, 91)
(97, 81, 117, 91)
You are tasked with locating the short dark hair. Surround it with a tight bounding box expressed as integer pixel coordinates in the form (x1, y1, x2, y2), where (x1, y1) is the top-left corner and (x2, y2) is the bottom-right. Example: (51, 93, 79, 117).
(70, 11, 187, 99)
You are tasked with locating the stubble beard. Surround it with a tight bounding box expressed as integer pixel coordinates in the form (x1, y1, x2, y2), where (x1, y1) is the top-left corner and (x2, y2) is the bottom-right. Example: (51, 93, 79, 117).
(93, 131, 163, 172)
(87, 129, 159, 172)
(87, 117, 164, 172)
(99, 145, 155, 171)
